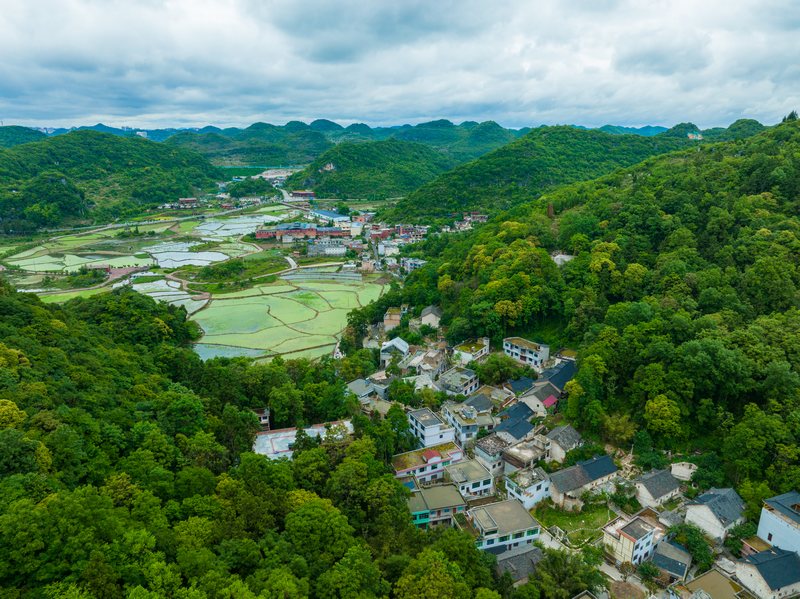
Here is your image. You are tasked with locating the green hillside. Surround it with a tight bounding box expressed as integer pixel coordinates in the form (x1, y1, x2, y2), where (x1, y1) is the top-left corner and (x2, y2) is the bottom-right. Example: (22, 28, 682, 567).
(285, 139, 457, 199)
(0, 130, 221, 230)
(383, 126, 689, 221)
(0, 126, 47, 148)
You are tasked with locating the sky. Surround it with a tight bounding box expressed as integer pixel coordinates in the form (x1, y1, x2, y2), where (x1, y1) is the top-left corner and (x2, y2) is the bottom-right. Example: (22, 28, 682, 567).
(1, 0, 799, 130)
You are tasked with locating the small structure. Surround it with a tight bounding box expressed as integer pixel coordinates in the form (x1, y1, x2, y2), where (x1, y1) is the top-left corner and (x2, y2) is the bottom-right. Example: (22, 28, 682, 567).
(383, 307, 403, 332)
(408, 408, 455, 448)
(683, 569, 745, 599)
(505, 466, 551, 510)
(503, 337, 551, 370)
(735, 548, 800, 599)
(380, 337, 410, 367)
(391, 442, 464, 485)
(420, 305, 443, 329)
(474, 433, 513, 477)
(178, 197, 198, 208)
(546, 425, 583, 463)
(671, 462, 698, 482)
(549, 455, 618, 510)
(495, 545, 544, 586)
(685, 488, 745, 542)
(253, 408, 271, 432)
(253, 420, 353, 460)
(445, 459, 495, 498)
(453, 338, 490, 365)
(519, 381, 561, 416)
(756, 490, 800, 555)
(408, 484, 467, 529)
(502, 435, 551, 473)
(460, 499, 541, 554)
(439, 366, 480, 396)
(653, 540, 692, 582)
(346, 378, 378, 401)
(603, 515, 657, 566)
(635, 469, 682, 509)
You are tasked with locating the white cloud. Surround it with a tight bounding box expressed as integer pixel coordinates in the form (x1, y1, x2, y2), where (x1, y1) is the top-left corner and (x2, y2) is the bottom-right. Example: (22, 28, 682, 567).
(0, 0, 797, 129)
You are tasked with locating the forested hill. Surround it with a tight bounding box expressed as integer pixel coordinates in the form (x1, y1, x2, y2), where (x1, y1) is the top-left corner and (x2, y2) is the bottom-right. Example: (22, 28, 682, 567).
(284, 139, 457, 199)
(0, 130, 221, 230)
(390, 119, 800, 493)
(381, 126, 689, 222)
(0, 126, 47, 148)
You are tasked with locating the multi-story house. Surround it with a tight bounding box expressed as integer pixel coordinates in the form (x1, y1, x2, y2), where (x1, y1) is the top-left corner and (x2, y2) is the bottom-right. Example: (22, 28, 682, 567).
(474, 433, 513, 477)
(459, 500, 541, 554)
(503, 337, 550, 370)
(441, 395, 497, 447)
(756, 490, 800, 554)
(391, 442, 463, 486)
(408, 408, 455, 448)
(603, 516, 657, 566)
(408, 484, 467, 529)
(453, 338, 490, 365)
(502, 435, 551, 474)
(439, 366, 479, 396)
(505, 466, 551, 510)
(384, 307, 402, 331)
(445, 459, 494, 498)
(380, 337, 409, 367)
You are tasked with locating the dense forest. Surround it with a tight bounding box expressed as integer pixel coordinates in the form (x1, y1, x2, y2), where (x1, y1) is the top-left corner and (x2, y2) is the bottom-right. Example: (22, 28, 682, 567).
(0, 281, 606, 598)
(0, 131, 221, 231)
(381, 126, 689, 222)
(285, 139, 457, 199)
(352, 120, 800, 503)
(0, 126, 47, 149)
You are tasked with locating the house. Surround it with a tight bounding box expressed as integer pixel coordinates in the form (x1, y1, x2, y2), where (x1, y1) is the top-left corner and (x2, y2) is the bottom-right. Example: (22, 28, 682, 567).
(496, 545, 544, 585)
(391, 442, 464, 485)
(603, 515, 657, 566)
(310, 209, 350, 224)
(408, 484, 467, 529)
(495, 402, 535, 442)
(445, 459, 494, 498)
(289, 190, 315, 199)
(537, 359, 577, 393)
(420, 305, 443, 329)
(505, 466, 551, 509)
(473, 385, 515, 410)
(441, 396, 497, 447)
(453, 338, 490, 365)
(756, 491, 800, 555)
(635, 469, 682, 508)
(685, 488, 745, 542)
(652, 540, 692, 582)
(519, 381, 561, 416)
(503, 337, 551, 370)
(439, 366, 480, 396)
(404, 373, 440, 393)
(549, 455, 618, 510)
(346, 378, 378, 401)
(178, 197, 198, 208)
(684, 569, 746, 599)
(398, 348, 446, 378)
(408, 408, 455, 448)
(475, 433, 513, 477)
(383, 307, 403, 332)
(735, 548, 800, 599)
(380, 337, 410, 367)
(253, 408, 271, 432)
(671, 462, 698, 482)
(506, 376, 537, 397)
(401, 257, 427, 272)
(546, 425, 583, 463)
(502, 435, 550, 473)
(253, 420, 353, 460)
(460, 500, 541, 554)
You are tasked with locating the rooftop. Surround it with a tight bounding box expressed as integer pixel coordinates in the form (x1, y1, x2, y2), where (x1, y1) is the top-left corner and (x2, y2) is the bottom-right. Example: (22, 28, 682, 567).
(621, 517, 655, 541)
(476, 433, 512, 455)
(439, 366, 477, 389)
(409, 484, 466, 513)
(455, 339, 489, 353)
(690, 488, 744, 527)
(637, 469, 681, 500)
(741, 548, 800, 590)
(539, 360, 577, 392)
(468, 499, 540, 537)
(446, 459, 491, 484)
(409, 407, 445, 428)
(507, 377, 536, 395)
(496, 545, 544, 582)
(546, 424, 583, 450)
(391, 441, 461, 472)
(550, 455, 617, 493)
(508, 465, 549, 488)
(653, 541, 692, 579)
(311, 209, 348, 218)
(685, 569, 743, 599)
(763, 490, 800, 526)
(421, 305, 443, 318)
(504, 336, 548, 352)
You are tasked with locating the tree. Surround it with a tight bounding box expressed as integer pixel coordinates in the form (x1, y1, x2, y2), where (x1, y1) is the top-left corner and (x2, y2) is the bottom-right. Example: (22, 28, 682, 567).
(315, 546, 389, 599)
(644, 395, 683, 441)
(528, 548, 605, 599)
(394, 549, 471, 599)
(0, 399, 26, 429)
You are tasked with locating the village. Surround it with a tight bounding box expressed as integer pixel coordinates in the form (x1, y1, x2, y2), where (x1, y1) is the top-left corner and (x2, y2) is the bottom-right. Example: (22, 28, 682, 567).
(251, 301, 800, 599)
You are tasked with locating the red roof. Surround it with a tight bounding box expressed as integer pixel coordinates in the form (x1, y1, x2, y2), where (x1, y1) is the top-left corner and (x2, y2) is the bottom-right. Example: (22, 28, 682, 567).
(422, 449, 440, 462)
(542, 395, 558, 408)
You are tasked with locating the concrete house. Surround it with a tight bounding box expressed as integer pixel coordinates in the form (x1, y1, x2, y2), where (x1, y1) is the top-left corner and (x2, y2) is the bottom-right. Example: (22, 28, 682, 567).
(420, 305, 443, 329)
(519, 381, 561, 416)
(384, 307, 402, 332)
(408, 408, 455, 448)
(441, 395, 497, 447)
(756, 491, 800, 555)
(439, 366, 480, 396)
(735, 548, 800, 599)
(445, 459, 495, 498)
(502, 435, 551, 474)
(475, 433, 513, 477)
(398, 349, 446, 378)
(549, 455, 618, 510)
(635, 469, 682, 508)
(603, 515, 657, 566)
(391, 442, 464, 485)
(505, 466, 551, 509)
(453, 338, 490, 365)
(495, 402, 536, 442)
(408, 484, 467, 528)
(460, 500, 541, 554)
(380, 337, 410, 367)
(503, 337, 551, 370)
(685, 488, 745, 542)
(546, 425, 583, 463)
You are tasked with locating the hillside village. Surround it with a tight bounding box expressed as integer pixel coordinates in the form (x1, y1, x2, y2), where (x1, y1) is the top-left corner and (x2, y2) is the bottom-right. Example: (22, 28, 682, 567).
(252, 305, 800, 599)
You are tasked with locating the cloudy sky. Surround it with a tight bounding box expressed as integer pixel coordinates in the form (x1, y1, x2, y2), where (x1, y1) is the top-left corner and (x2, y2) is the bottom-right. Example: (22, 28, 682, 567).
(1, 0, 798, 129)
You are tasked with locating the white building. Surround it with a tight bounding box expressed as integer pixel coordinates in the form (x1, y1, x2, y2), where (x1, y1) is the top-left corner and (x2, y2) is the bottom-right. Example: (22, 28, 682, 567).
(453, 338, 490, 365)
(603, 516, 657, 566)
(420, 305, 443, 329)
(438, 366, 479, 396)
(635, 469, 682, 509)
(441, 395, 496, 447)
(391, 442, 464, 484)
(505, 466, 551, 510)
(461, 500, 541, 554)
(756, 491, 800, 555)
(503, 337, 550, 370)
(408, 408, 455, 448)
(475, 433, 513, 477)
(685, 488, 745, 542)
(446, 459, 494, 498)
(735, 548, 800, 599)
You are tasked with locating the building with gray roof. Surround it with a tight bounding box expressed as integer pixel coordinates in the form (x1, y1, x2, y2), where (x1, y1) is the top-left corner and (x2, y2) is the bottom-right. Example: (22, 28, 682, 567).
(408, 484, 467, 528)
(460, 499, 541, 555)
(496, 545, 544, 584)
(446, 459, 494, 497)
(546, 424, 583, 463)
(686, 488, 745, 542)
(653, 540, 692, 581)
(735, 548, 800, 598)
(757, 490, 800, 555)
(635, 469, 681, 508)
(550, 455, 618, 510)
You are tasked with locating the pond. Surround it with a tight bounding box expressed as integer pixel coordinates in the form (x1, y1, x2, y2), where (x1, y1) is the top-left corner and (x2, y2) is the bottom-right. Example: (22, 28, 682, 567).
(193, 214, 285, 239)
(142, 241, 229, 268)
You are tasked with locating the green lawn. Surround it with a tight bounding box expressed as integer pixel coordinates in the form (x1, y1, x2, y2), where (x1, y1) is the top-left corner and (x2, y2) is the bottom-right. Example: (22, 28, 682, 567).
(532, 502, 614, 547)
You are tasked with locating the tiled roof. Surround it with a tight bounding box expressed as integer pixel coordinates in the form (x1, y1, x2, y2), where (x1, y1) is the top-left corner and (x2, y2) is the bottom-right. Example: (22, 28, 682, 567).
(539, 360, 576, 392)
(496, 545, 544, 581)
(550, 455, 617, 493)
(421, 305, 443, 318)
(546, 425, 582, 450)
(465, 393, 493, 413)
(742, 548, 800, 590)
(691, 488, 744, 527)
(653, 541, 691, 579)
(496, 418, 534, 441)
(637, 469, 681, 500)
(764, 490, 800, 525)
(508, 377, 536, 395)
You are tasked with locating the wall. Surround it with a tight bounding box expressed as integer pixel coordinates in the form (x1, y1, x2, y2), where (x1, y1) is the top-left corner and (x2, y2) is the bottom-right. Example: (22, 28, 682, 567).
(685, 505, 727, 542)
(757, 508, 800, 554)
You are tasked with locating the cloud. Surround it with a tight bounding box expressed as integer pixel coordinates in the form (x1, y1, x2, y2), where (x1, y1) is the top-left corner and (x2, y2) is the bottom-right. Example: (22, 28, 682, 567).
(0, 0, 798, 129)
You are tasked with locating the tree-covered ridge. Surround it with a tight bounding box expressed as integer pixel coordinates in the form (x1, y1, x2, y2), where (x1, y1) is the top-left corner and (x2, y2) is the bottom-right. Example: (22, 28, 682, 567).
(0, 130, 222, 230)
(0, 126, 47, 148)
(382, 126, 689, 222)
(285, 139, 457, 199)
(379, 121, 800, 493)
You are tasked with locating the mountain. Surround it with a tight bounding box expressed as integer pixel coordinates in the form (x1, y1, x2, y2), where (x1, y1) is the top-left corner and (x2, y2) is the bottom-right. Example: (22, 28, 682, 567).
(598, 124, 668, 136)
(0, 126, 48, 148)
(0, 130, 221, 230)
(382, 126, 689, 221)
(285, 139, 457, 199)
(701, 118, 766, 141)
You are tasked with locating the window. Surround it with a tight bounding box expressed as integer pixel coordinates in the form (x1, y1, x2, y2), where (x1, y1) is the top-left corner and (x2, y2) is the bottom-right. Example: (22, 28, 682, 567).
(500, 535, 509, 542)
(444, 508, 450, 513)
(486, 539, 495, 545)
(536, 484, 542, 490)
(513, 532, 524, 539)
(472, 482, 480, 488)
(768, 533, 773, 541)
(526, 529, 537, 536)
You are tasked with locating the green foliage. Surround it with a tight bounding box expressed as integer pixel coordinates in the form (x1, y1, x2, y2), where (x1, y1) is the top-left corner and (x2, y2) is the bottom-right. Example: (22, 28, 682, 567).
(0, 125, 47, 148)
(723, 522, 757, 556)
(473, 353, 534, 385)
(670, 524, 715, 572)
(521, 548, 605, 599)
(226, 177, 276, 198)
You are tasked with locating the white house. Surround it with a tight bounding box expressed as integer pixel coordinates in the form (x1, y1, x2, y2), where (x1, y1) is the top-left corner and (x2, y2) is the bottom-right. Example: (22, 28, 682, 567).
(549, 455, 618, 510)
(505, 466, 551, 509)
(441, 395, 497, 447)
(460, 500, 541, 554)
(635, 469, 682, 509)
(408, 408, 455, 448)
(546, 425, 583, 463)
(685, 488, 745, 542)
(603, 516, 657, 566)
(391, 442, 463, 485)
(453, 338, 490, 365)
(756, 491, 800, 555)
(475, 433, 513, 477)
(420, 305, 443, 329)
(380, 337, 410, 367)
(445, 459, 494, 498)
(503, 337, 550, 370)
(735, 548, 800, 599)
(439, 366, 480, 396)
